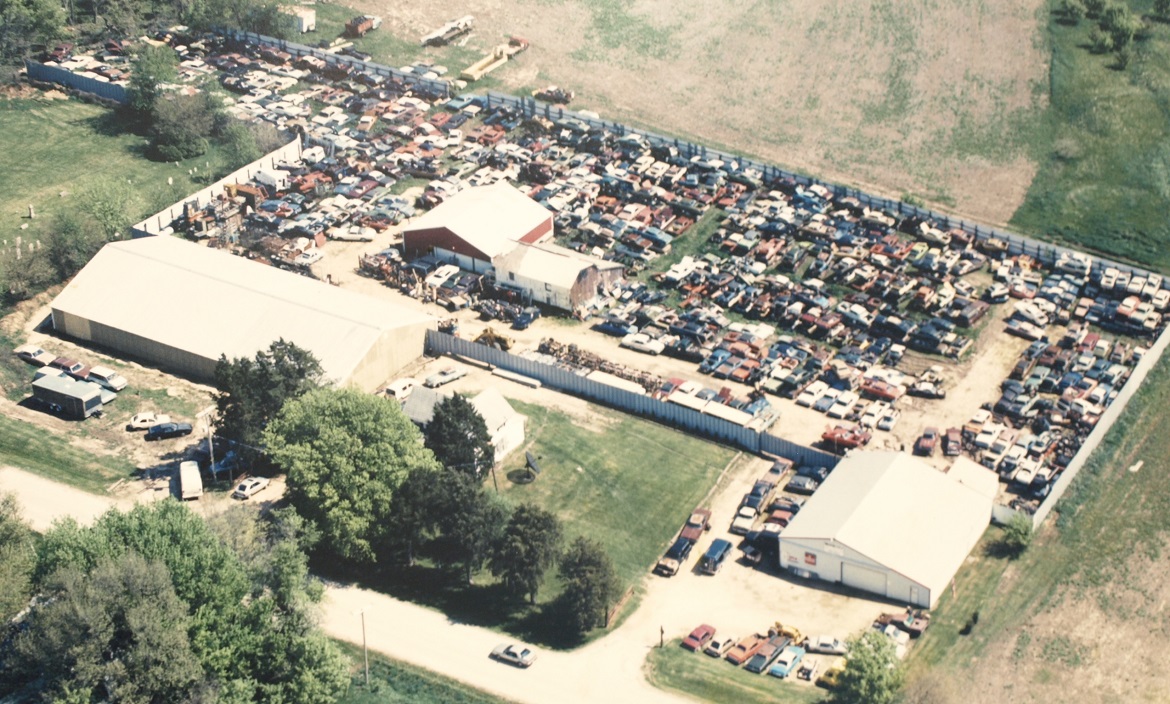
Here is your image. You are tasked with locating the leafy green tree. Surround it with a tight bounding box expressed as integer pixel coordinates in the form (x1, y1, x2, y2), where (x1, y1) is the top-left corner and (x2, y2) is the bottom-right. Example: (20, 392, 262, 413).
(9, 552, 203, 703)
(150, 92, 219, 161)
(831, 630, 904, 704)
(19, 501, 347, 703)
(1101, 5, 1140, 50)
(127, 43, 177, 118)
(0, 0, 63, 62)
(264, 387, 441, 564)
(1084, 0, 1107, 17)
(385, 466, 442, 565)
(214, 338, 324, 456)
(490, 503, 563, 603)
(0, 493, 36, 623)
(1157, 0, 1170, 20)
(556, 537, 621, 637)
(78, 178, 143, 240)
(1000, 513, 1034, 557)
(1061, 0, 1086, 23)
(425, 394, 494, 479)
(1089, 26, 1114, 53)
(45, 210, 103, 279)
(433, 471, 510, 583)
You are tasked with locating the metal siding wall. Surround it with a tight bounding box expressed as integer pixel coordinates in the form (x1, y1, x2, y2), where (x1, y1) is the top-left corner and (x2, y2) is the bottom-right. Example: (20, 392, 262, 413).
(25, 61, 128, 103)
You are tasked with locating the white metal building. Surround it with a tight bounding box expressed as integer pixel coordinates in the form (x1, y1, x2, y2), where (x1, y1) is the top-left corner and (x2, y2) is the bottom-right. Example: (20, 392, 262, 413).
(493, 242, 624, 312)
(470, 387, 525, 463)
(50, 236, 434, 391)
(779, 452, 996, 608)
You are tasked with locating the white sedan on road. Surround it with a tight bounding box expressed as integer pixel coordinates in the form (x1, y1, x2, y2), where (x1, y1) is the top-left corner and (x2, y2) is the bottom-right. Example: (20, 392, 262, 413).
(231, 477, 270, 500)
(620, 332, 665, 355)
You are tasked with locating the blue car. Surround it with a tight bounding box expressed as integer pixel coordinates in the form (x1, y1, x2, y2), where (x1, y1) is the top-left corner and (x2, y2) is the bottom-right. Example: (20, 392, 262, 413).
(699, 348, 730, 374)
(768, 645, 805, 678)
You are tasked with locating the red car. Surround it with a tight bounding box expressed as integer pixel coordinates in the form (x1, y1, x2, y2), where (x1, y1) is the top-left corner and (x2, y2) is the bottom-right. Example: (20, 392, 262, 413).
(681, 624, 716, 652)
(725, 634, 767, 666)
(915, 427, 940, 456)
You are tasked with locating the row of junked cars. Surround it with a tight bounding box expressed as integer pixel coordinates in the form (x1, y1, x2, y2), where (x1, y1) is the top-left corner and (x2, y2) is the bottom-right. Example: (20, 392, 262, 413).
(681, 621, 847, 686)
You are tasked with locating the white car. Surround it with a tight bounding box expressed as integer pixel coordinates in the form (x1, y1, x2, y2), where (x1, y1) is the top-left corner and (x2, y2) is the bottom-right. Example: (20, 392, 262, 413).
(13, 344, 55, 366)
(804, 636, 849, 656)
(127, 412, 172, 431)
(826, 391, 858, 420)
(424, 366, 467, 388)
(384, 378, 417, 400)
(231, 476, 270, 499)
(876, 408, 901, 431)
(795, 381, 828, 407)
(294, 250, 323, 267)
(859, 401, 888, 428)
(88, 365, 128, 392)
(490, 643, 537, 668)
(729, 505, 757, 535)
(620, 332, 665, 355)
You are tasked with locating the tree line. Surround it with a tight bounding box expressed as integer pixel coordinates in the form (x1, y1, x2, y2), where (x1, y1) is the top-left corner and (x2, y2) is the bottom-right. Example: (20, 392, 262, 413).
(1058, 0, 1164, 68)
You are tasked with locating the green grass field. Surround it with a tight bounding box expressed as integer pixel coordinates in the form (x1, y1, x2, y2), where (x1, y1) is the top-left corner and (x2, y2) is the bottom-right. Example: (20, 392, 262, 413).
(645, 639, 825, 704)
(1010, 2, 1170, 272)
(905, 349, 1170, 693)
(0, 97, 216, 240)
(334, 641, 515, 704)
(0, 412, 136, 493)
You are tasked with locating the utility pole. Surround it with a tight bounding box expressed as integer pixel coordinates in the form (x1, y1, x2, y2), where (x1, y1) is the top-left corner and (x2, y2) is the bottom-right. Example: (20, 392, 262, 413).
(196, 405, 217, 481)
(361, 610, 369, 686)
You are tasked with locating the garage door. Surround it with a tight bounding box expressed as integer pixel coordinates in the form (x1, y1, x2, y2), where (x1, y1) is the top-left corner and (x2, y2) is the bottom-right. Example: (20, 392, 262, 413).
(842, 563, 888, 597)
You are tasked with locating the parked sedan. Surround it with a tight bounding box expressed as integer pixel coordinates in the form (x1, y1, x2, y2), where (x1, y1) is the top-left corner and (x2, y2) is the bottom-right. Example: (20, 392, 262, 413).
(914, 427, 940, 456)
(231, 477, 270, 500)
(127, 411, 172, 431)
(144, 422, 194, 441)
(704, 636, 735, 658)
(424, 366, 467, 388)
(785, 475, 820, 495)
(681, 624, 716, 652)
(13, 344, 55, 366)
(768, 645, 805, 679)
(490, 643, 537, 668)
(620, 332, 666, 355)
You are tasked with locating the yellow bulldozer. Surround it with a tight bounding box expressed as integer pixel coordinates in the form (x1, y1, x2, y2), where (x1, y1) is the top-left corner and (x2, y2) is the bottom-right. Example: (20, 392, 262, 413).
(474, 327, 513, 351)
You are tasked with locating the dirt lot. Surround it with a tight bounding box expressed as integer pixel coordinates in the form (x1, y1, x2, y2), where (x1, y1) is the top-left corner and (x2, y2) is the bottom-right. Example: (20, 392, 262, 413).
(351, 0, 1047, 225)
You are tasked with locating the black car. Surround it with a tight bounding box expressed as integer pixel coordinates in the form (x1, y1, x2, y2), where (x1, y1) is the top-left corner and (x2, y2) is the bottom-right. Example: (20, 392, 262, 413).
(145, 422, 194, 441)
(785, 475, 820, 495)
(796, 465, 831, 482)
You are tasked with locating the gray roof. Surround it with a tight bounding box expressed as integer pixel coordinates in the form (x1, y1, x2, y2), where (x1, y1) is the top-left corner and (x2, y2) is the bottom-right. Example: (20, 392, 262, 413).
(51, 236, 434, 385)
(402, 386, 452, 427)
(781, 451, 995, 595)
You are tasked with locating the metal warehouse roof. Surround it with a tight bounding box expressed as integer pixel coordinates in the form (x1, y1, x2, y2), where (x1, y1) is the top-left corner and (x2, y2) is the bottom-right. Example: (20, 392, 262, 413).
(51, 236, 434, 384)
(495, 242, 622, 289)
(781, 451, 996, 596)
(404, 182, 553, 259)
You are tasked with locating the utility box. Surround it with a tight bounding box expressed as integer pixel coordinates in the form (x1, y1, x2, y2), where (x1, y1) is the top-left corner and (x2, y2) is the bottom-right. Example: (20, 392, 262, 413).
(31, 374, 103, 420)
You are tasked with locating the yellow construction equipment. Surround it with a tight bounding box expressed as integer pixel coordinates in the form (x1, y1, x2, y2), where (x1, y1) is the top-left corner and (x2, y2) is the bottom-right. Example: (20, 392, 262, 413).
(474, 327, 513, 351)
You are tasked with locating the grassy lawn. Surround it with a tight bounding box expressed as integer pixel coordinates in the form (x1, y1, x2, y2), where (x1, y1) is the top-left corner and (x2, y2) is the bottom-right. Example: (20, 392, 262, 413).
(0, 412, 136, 493)
(334, 641, 515, 704)
(0, 98, 217, 240)
(906, 349, 1170, 687)
(318, 398, 737, 649)
(645, 638, 826, 704)
(1010, 4, 1170, 272)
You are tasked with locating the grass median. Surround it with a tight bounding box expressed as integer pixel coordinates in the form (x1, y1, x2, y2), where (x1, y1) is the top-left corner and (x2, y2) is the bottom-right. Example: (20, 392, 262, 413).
(335, 640, 515, 704)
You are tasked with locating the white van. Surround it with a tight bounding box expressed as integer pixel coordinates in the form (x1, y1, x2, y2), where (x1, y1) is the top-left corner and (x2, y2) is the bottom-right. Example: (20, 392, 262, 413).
(179, 461, 203, 500)
(87, 365, 128, 392)
(385, 378, 417, 401)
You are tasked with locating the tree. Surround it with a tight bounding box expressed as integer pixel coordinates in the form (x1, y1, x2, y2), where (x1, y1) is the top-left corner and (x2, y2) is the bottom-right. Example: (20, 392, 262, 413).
(1101, 5, 1140, 50)
(1000, 513, 1034, 557)
(425, 394, 494, 479)
(45, 210, 104, 279)
(264, 387, 441, 564)
(490, 503, 563, 603)
(0, 493, 36, 623)
(433, 471, 510, 583)
(9, 552, 203, 703)
(1084, 0, 1107, 17)
(385, 466, 442, 565)
(1157, 0, 1170, 20)
(1061, 0, 1086, 23)
(150, 92, 219, 161)
(214, 338, 324, 456)
(15, 501, 347, 703)
(556, 537, 621, 637)
(1089, 26, 1114, 53)
(127, 43, 177, 119)
(78, 178, 143, 240)
(0, 0, 63, 63)
(831, 630, 904, 704)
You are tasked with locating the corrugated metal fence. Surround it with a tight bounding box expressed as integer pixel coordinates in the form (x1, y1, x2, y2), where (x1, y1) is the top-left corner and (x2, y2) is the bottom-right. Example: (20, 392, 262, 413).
(25, 60, 128, 103)
(426, 330, 841, 469)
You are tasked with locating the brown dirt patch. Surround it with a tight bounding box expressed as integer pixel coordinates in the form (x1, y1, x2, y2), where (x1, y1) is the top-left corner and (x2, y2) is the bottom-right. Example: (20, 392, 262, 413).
(351, 0, 1048, 224)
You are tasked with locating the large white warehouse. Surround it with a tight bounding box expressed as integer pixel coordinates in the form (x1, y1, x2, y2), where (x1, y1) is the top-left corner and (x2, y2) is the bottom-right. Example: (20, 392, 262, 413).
(779, 451, 997, 608)
(50, 236, 434, 391)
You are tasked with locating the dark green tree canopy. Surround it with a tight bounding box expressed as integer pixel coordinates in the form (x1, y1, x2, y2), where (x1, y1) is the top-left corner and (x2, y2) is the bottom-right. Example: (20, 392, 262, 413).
(0, 493, 35, 623)
(556, 536, 621, 638)
(425, 394, 494, 479)
(430, 470, 510, 583)
(127, 43, 178, 118)
(214, 338, 324, 454)
(490, 503, 563, 604)
(264, 387, 441, 564)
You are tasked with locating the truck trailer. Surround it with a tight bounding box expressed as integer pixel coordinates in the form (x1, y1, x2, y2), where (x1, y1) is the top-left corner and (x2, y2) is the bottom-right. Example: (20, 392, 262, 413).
(31, 374, 103, 419)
